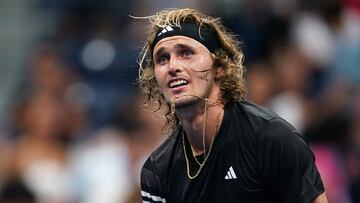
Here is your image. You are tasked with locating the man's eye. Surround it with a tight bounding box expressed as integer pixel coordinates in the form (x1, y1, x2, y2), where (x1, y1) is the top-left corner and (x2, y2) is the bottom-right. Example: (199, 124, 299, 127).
(181, 50, 193, 57)
(157, 56, 168, 64)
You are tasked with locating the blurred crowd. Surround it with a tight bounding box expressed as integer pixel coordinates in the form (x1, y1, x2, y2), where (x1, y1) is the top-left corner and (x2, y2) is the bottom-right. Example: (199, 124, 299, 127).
(0, 0, 359, 203)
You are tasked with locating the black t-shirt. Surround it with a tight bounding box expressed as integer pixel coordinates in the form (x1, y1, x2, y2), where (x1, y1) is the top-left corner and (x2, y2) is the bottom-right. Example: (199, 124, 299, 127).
(141, 101, 325, 203)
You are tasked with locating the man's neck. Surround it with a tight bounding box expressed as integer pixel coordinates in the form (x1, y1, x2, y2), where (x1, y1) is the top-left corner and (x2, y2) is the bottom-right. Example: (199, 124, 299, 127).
(177, 99, 224, 155)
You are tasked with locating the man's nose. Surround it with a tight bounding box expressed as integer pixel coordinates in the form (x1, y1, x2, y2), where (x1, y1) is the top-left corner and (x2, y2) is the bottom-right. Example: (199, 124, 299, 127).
(168, 57, 182, 76)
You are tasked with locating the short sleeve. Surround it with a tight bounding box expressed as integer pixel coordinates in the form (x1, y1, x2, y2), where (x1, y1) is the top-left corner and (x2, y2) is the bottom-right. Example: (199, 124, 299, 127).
(141, 159, 167, 203)
(257, 118, 325, 203)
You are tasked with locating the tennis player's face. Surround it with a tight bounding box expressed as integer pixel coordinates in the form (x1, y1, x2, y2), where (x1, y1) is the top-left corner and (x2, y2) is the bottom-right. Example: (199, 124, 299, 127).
(153, 36, 220, 108)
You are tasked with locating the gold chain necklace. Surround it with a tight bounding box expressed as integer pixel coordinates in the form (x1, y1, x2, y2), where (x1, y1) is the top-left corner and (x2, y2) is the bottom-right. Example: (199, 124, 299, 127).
(182, 105, 222, 179)
(190, 145, 203, 166)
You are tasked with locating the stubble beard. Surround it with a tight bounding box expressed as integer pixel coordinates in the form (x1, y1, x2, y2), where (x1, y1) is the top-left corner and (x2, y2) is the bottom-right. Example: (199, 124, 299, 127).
(171, 94, 201, 109)
(168, 76, 215, 110)
(170, 84, 213, 110)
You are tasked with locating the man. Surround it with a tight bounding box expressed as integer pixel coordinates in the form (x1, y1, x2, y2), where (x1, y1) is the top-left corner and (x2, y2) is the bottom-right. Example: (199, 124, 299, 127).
(138, 8, 327, 203)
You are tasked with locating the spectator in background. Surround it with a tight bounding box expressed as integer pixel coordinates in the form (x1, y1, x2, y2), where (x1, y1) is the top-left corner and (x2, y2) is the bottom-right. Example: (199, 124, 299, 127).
(9, 93, 73, 203)
(69, 95, 165, 203)
(3, 43, 88, 203)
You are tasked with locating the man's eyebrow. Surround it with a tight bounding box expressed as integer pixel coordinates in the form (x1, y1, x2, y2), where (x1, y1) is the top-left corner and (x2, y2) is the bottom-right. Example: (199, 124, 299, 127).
(153, 43, 192, 58)
(153, 47, 165, 58)
(175, 43, 192, 49)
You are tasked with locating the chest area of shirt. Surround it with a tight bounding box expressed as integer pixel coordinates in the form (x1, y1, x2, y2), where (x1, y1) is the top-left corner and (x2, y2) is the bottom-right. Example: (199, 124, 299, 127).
(166, 139, 266, 203)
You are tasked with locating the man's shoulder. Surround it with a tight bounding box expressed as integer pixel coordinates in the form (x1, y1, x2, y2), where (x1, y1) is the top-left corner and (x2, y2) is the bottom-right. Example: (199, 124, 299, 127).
(232, 101, 280, 132)
(230, 101, 303, 144)
(143, 128, 180, 172)
(236, 101, 303, 144)
(237, 101, 279, 121)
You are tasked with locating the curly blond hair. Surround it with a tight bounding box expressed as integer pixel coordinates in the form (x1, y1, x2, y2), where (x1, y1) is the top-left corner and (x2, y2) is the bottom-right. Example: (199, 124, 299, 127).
(137, 8, 247, 130)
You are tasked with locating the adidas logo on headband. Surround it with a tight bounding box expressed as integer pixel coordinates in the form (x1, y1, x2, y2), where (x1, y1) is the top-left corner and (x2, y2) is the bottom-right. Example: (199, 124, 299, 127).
(151, 23, 220, 54)
(157, 25, 174, 36)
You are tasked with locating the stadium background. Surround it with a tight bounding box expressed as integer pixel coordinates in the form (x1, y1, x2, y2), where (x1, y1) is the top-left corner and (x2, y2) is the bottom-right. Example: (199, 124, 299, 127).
(0, 0, 359, 202)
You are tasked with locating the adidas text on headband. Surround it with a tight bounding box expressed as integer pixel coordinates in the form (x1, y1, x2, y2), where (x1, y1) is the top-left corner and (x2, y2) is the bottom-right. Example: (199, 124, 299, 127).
(151, 23, 220, 54)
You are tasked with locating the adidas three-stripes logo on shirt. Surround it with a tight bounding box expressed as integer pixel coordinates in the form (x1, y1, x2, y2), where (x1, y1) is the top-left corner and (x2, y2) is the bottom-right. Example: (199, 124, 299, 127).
(225, 166, 237, 180)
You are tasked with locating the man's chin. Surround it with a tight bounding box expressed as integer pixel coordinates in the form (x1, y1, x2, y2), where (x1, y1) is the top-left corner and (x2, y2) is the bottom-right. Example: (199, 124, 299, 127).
(171, 94, 200, 109)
